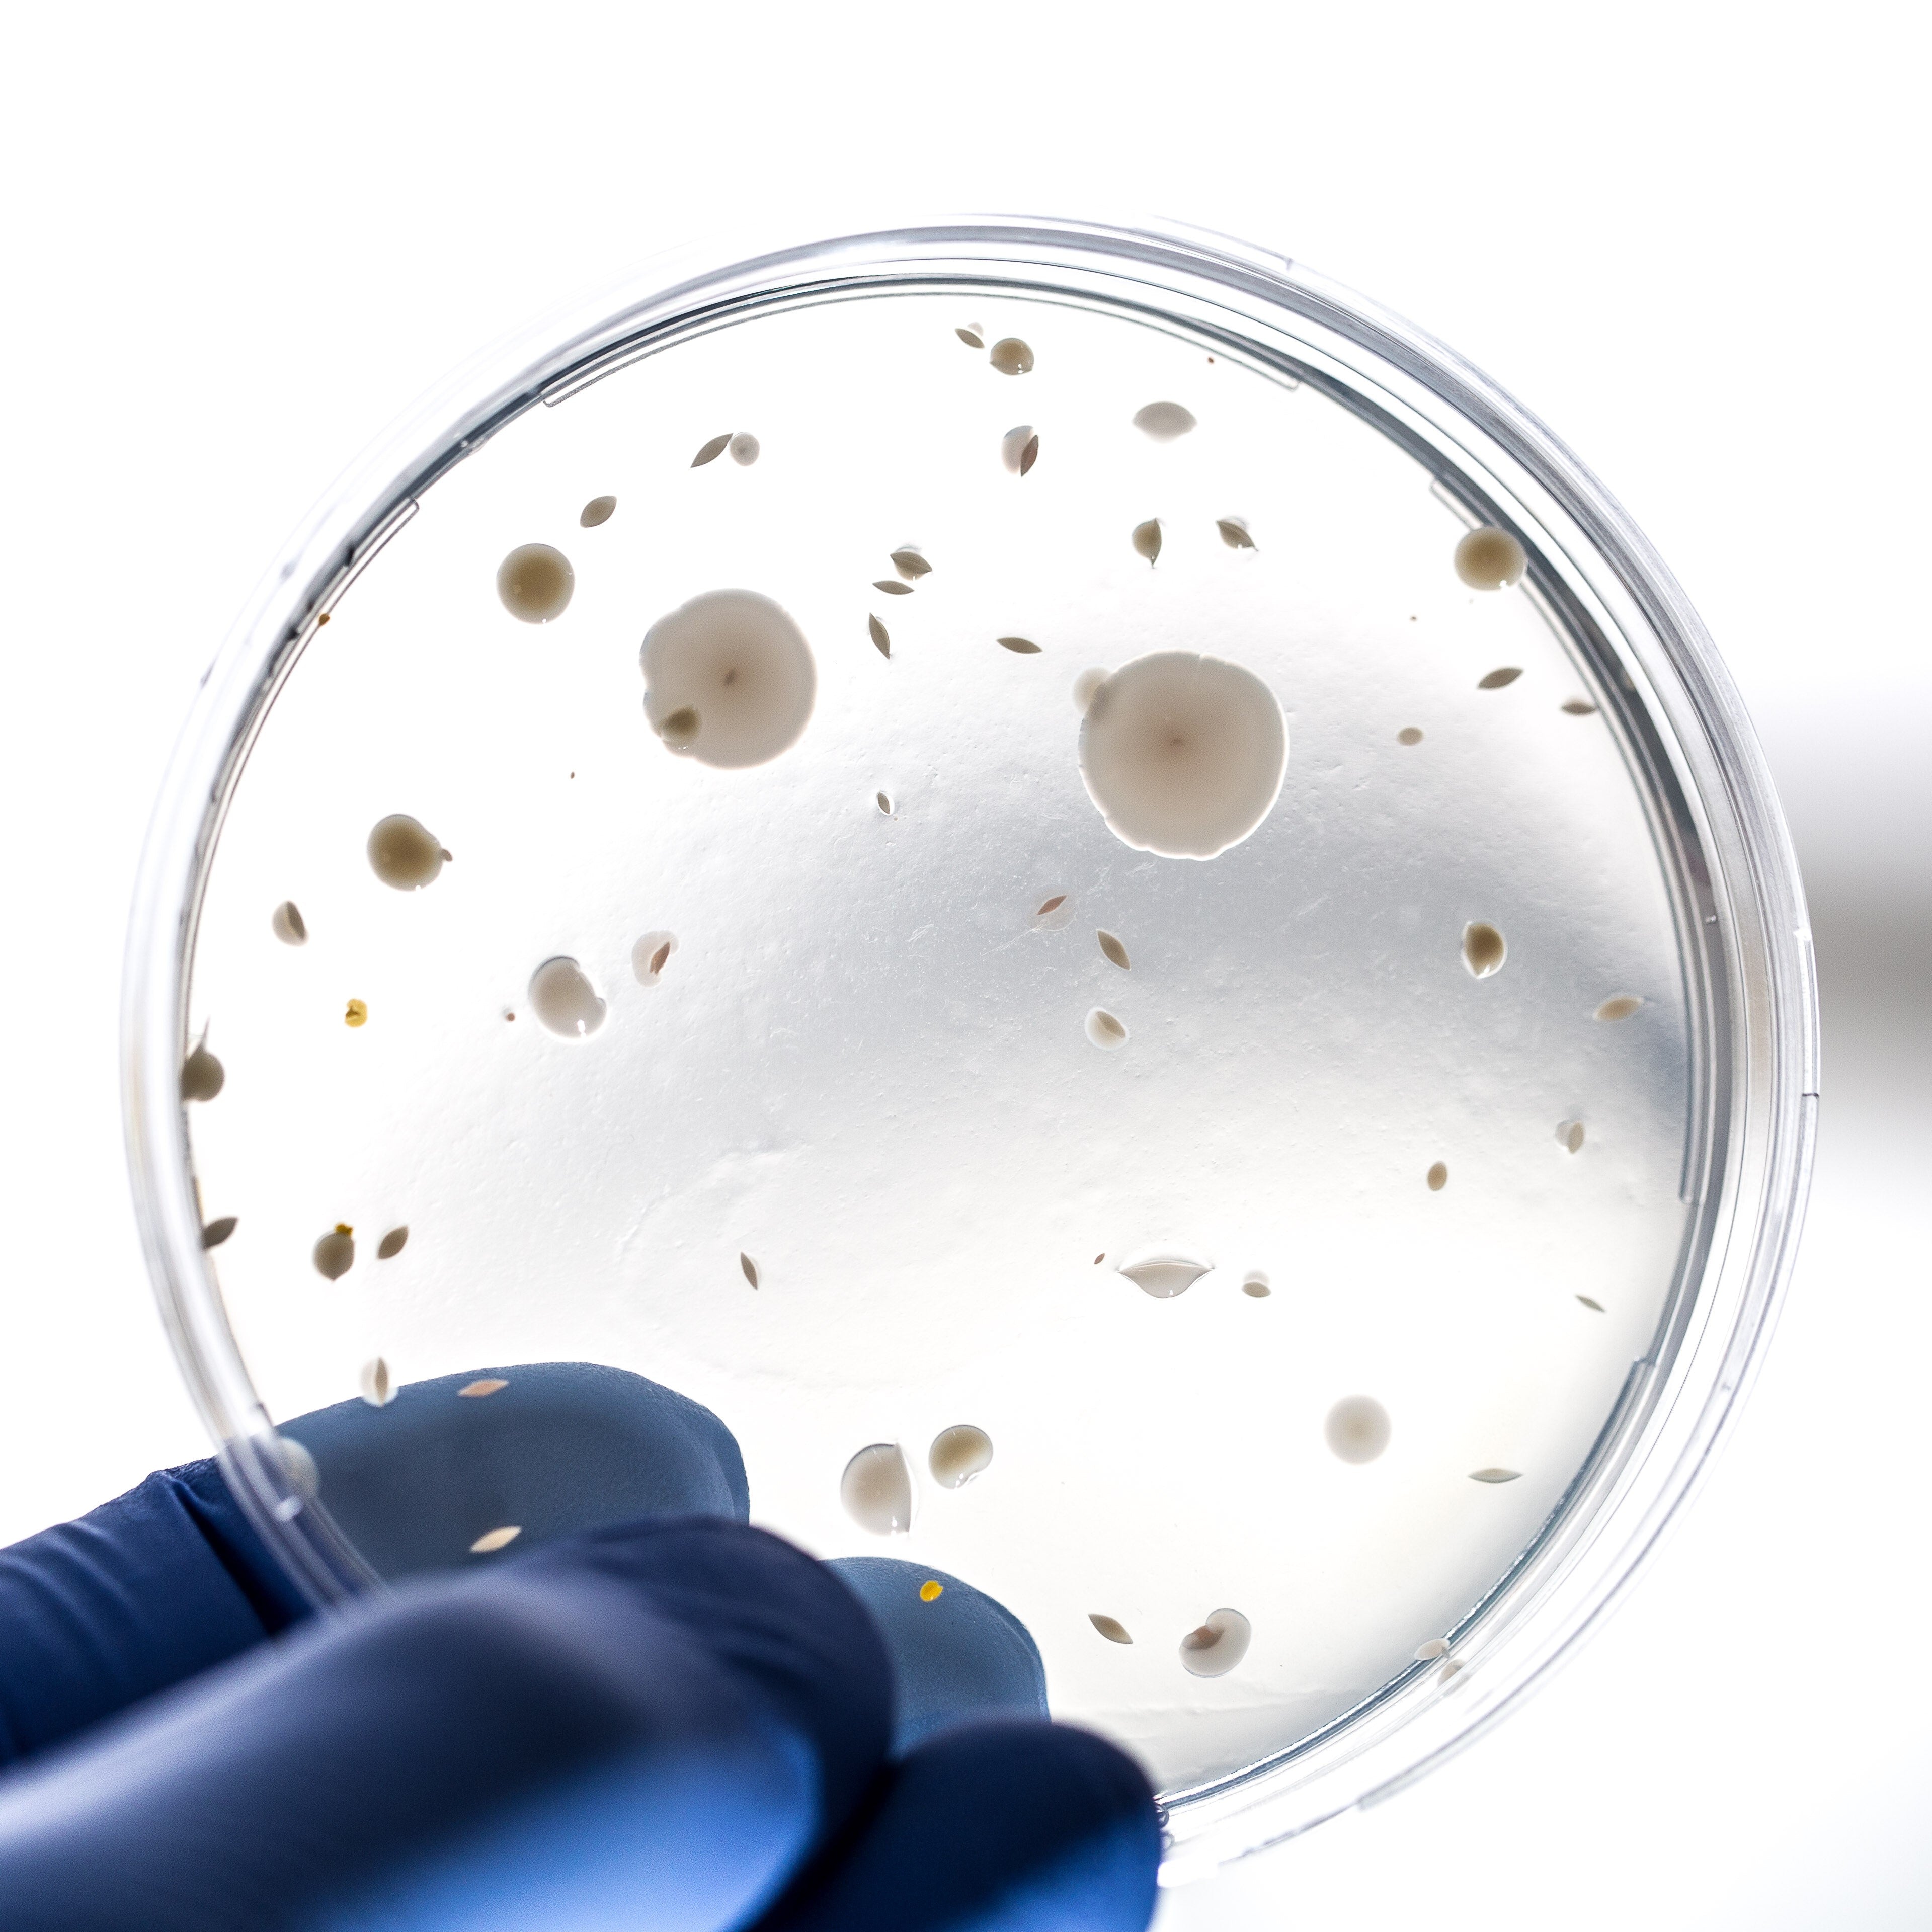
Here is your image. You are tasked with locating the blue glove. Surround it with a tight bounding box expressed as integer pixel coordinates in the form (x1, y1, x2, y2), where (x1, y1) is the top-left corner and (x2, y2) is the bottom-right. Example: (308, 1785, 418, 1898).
(0, 1366, 1160, 1930)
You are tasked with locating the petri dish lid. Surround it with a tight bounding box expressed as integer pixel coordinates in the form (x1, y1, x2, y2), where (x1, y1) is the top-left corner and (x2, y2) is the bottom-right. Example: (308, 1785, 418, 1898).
(123, 216, 1816, 1873)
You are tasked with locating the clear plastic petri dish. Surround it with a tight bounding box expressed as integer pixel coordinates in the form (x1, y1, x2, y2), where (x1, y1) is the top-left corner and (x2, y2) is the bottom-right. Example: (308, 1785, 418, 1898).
(122, 216, 1816, 1875)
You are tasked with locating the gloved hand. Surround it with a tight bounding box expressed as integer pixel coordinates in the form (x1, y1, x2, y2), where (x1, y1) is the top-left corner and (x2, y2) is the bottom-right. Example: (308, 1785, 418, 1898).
(0, 1366, 1160, 1931)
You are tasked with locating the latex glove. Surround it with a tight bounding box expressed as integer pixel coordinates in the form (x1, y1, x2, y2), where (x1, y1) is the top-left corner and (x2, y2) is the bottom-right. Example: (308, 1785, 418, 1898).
(0, 1387, 1158, 1931)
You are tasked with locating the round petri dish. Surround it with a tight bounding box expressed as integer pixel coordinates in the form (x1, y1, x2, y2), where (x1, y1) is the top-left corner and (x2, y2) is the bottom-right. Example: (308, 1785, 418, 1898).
(123, 217, 1816, 1873)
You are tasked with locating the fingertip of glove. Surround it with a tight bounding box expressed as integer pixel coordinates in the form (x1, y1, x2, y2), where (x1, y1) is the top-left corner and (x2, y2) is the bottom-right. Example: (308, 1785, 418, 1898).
(825, 1557, 1048, 1754)
(763, 1717, 1162, 1932)
(512, 1519, 893, 1827)
(280, 1363, 748, 1581)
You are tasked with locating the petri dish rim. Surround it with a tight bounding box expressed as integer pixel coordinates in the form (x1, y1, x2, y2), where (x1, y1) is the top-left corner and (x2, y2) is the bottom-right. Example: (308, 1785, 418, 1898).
(120, 213, 1817, 1873)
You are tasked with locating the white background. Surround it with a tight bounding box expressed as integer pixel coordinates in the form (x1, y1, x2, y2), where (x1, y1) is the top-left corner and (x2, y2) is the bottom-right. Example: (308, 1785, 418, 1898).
(2, 3, 1926, 1924)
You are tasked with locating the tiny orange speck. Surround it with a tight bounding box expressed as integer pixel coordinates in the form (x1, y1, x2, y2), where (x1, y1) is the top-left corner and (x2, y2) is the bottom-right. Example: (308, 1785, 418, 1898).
(919, 1580, 943, 1603)
(345, 998, 368, 1027)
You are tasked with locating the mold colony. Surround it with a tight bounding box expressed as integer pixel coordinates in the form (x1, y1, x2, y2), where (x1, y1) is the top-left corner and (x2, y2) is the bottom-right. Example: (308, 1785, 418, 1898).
(638, 590, 816, 769)
(526, 958, 606, 1040)
(928, 1425, 995, 1488)
(841, 1442, 914, 1535)
(180, 292, 1687, 1796)
(1077, 652, 1286, 861)
(495, 543, 574, 623)
(365, 815, 446, 890)
(1179, 1609, 1252, 1679)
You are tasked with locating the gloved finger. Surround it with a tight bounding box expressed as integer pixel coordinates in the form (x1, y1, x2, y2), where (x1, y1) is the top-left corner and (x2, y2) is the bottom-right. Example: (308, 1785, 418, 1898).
(757, 1718, 1160, 1932)
(281, 1360, 749, 1581)
(825, 1559, 1047, 1755)
(0, 1458, 306, 1770)
(0, 1362, 747, 1768)
(0, 1518, 892, 1932)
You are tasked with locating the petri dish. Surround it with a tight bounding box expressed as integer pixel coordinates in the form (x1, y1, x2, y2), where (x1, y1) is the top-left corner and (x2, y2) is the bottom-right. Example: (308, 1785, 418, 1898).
(122, 217, 1816, 1873)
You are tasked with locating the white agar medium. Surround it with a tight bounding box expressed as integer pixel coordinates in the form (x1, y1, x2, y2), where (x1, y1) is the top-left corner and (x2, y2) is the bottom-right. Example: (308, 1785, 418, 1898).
(179, 289, 1704, 1805)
